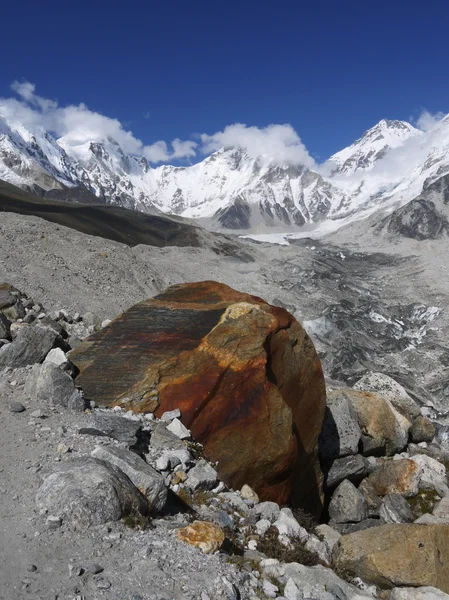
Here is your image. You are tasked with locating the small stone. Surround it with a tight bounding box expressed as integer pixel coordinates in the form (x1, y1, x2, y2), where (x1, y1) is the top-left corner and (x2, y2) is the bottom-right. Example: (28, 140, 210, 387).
(253, 501, 280, 523)
(160, 408, 181, 422)
(46, 515, 62, 529)
(69, 564, 83, 577)
(85, 562, 104, 574)
(241, 484, 259, 504)
(30, 410, 44, 418)
(255, 518, 271, 537)
(166, 418, 190, 439)
(27, 564, 37, 572)
(96, 578, 111, 589)
(9, 402, 26, 413)
(57, 443, 70, 454)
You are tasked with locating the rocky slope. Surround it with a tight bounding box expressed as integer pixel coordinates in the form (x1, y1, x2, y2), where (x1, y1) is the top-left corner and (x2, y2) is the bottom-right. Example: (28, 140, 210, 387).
(2, 281, 449, 600)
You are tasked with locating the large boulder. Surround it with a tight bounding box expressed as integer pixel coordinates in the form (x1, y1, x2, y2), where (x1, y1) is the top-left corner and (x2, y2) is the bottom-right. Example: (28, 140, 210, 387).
(69, 281, 326, 511)
(0, 323, 57, 368)
(333, 524, 449, 592)
(36, 457, 148, 529)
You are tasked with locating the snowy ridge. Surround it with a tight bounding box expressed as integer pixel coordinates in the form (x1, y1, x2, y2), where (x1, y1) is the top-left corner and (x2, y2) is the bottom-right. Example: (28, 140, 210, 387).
(1, 108, 449, 235)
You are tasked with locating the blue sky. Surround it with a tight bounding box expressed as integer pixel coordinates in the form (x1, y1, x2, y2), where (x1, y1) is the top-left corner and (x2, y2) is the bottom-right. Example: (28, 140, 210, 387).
(2, 0, 448, 163)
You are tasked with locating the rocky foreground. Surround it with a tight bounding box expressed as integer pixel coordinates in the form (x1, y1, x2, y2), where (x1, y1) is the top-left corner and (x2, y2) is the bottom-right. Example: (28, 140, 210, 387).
(1, 282, 449, 600)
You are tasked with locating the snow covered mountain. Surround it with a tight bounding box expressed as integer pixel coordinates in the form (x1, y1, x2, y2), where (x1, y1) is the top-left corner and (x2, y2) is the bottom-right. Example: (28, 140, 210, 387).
(327, 119, 422, 175)
(1, 109, 449, 235)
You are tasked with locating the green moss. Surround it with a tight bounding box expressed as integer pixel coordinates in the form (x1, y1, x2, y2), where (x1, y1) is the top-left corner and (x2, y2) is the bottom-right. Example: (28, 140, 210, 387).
(407, 488, 441, 519)
(122, 513, 151, 530)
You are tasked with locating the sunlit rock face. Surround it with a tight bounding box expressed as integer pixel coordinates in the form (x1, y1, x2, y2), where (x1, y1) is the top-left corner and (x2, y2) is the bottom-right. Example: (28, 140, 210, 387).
(69, 281, 326, 514)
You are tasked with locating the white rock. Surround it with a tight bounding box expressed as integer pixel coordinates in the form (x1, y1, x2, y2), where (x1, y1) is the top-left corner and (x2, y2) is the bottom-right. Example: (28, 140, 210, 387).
(241, 484, 259, 504)
(411, 454, 447, 493)
(166, 418, 190, 440)
(255, 518, 271, 537)
(305, 533, 331, 565)
(315, 523, 341, 553)
(273, 507, 307, 540)
(390, 587, 449, 600)
(247, 539, 257, 551)
(284, 578, 302, 600)
(160, 408, 181, 422)
(44, 348, 71, 371)
(262, 579, 278, 598)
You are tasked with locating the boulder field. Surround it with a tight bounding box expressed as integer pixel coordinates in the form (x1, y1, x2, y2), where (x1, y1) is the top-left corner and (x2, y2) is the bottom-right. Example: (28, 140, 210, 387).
(69, 281, 327, 512)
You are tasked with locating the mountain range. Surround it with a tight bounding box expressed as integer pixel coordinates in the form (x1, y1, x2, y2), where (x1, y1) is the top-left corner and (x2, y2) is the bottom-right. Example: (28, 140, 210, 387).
(1, 108, 449, 237)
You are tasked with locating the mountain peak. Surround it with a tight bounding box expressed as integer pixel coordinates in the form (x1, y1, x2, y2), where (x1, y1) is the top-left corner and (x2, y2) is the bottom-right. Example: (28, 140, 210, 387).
(328, 119, 422, 176)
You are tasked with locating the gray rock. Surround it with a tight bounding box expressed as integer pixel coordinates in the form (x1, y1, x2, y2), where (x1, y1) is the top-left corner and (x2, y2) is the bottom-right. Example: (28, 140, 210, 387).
(35, 362, 85, 411)
(380, 493, 414, 523)
(331, 518, 385, 535)
(219, 491, 252, 515)
(85, 563, 104, 575)
(44, 348, 75, 375)
(253, 501, 281, 523)
(273, 507, 308, 540)
(390, 587, 449, 600)
(358, 479, 383, 517)
(319, 392, 361, 462)
(0, 324, 57, 368)
(160, 408, 181, 422)
(82, 311, 102, 329)
(411, 454, 448, 494)
(36, 457, 148, 529)
(91, 446, 167, 513)
(84, 413, 142, 445)
(9, 401, 26, 413)
(0, 313, 11, 340)
(37, 316, 67, 339)
(186, 459, 217, 491)
(354, 372, 421, 420)
(0, 290, 17, 310)
(328, 479, 368, 523)
(166, 418, 190, 439)
(315, 524, 342, 554)
(432, 497, 449, 523)
(2, 298, 26, 320)
(410, 417, 436, 444)
(150, 422, 185, 450)
(26, 361, 84, 411)
(326, 454, 371, 488)
(283, 562, 374, 600)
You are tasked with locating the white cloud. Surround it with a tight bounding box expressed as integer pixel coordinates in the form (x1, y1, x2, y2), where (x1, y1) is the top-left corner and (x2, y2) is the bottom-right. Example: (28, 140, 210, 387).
(1, 81, 197, 163)
(415, 109, 445, 132)
(200, 123, 315, 167)
(2, 81, 316, 168)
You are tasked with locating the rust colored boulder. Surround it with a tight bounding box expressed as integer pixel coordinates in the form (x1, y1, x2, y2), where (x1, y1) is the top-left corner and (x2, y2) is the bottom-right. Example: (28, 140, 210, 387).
(333, 524, 449, 592)
(69, 281, 326, 512)
(176, 520, 225, 554)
